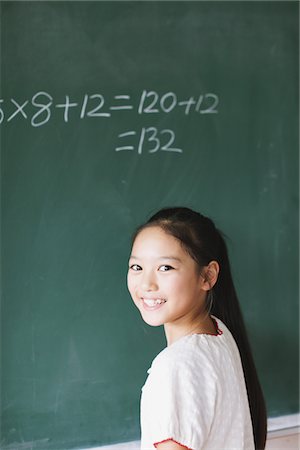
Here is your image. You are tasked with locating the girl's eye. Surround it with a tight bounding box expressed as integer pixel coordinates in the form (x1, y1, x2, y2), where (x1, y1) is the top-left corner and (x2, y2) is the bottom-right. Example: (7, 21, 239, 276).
(159, 265, 174, 272)
(130, 264, 142, 271)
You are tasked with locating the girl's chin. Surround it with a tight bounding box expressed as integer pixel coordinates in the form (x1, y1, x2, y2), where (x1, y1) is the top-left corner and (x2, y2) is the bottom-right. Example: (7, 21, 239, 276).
(140, 312, 164, 327)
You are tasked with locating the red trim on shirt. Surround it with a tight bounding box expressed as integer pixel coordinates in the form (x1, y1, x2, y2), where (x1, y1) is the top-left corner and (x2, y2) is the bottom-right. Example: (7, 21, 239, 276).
(194, 317, 223, 336)
(154, 438, 193, 450)
(212, 317, 223, 335)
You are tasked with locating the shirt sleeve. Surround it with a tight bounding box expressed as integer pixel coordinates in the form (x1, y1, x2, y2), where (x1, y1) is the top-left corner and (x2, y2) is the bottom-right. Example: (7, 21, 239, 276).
(141, 350, 217, 450)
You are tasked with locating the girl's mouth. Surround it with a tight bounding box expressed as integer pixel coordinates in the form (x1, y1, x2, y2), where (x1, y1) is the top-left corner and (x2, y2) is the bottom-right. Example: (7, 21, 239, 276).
(141, 298, 166, 310)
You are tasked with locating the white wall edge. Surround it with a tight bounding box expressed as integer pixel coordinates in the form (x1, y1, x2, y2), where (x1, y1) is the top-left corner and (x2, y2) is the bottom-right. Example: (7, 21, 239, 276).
(267, 413, 300, 432)
(82, 440, 140, 450)
(82, 413, 300, 450)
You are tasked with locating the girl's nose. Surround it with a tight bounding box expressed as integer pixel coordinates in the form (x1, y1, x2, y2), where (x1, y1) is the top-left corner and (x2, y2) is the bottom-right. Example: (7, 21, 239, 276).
(141, 271, 158, 291)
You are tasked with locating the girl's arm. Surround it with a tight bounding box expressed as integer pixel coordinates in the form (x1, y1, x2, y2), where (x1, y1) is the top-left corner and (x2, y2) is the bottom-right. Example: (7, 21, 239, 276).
(155, 440, 191, 450)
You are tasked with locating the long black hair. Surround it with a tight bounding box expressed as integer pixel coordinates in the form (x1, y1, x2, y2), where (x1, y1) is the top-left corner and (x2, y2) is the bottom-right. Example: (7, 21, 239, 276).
(133, 207, 267, 450)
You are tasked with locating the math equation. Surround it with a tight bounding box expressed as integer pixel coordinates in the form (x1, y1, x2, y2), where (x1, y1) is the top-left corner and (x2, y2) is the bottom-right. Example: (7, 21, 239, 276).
(0, 90, 219, 155)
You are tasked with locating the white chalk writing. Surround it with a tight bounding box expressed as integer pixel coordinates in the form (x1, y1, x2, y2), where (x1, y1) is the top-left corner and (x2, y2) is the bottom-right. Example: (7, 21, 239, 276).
(1, 89, 219, 155)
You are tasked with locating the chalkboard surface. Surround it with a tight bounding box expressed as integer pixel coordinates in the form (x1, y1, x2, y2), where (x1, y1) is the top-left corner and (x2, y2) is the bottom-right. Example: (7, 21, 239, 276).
(1, 2, 299, 449)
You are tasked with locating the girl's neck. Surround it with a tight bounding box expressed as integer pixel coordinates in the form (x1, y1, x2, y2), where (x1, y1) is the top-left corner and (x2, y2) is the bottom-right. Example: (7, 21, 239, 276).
(164, 314, 217, 346)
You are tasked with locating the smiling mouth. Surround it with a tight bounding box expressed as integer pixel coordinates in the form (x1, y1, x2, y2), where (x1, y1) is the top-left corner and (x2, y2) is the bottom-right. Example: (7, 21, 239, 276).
(142, 298, 166, 307)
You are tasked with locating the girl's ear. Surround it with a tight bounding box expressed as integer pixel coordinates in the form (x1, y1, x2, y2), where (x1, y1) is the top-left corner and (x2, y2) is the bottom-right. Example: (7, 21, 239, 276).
(201, 261, 219, 291)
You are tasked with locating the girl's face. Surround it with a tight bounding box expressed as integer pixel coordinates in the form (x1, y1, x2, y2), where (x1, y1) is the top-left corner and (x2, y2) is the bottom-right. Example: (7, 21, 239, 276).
(127, 226, 207, 328)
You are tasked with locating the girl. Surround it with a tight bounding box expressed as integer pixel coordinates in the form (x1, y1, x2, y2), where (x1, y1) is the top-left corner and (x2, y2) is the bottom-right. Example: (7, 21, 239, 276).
(127, 207, 267, 450)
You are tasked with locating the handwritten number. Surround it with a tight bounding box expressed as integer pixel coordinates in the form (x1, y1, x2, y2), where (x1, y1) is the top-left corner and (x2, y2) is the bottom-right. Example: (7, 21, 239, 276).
(0, 100, 4, 124)
(160, 92, 177, 113)
(87, 94, 106, 117)
(200, 94, 219, 114)
(137, 128, 146, 154)
(138, 90, 159, 114)
(147, 127, 160, 153)
(160, 129, 183, 153)
(80, 94, 89, 118)
(136, 127, 182, 154)
(31, 92, 53, 127)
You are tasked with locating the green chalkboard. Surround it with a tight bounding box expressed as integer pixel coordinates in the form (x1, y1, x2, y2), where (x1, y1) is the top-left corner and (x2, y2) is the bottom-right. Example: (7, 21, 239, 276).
(1, 2, 299, 449)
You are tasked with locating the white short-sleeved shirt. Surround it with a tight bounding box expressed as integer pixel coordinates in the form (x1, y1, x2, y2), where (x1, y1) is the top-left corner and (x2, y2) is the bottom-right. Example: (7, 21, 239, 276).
(140, 317, 255, 450)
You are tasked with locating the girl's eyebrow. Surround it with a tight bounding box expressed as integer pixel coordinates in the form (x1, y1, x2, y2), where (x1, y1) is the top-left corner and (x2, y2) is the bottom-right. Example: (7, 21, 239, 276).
(158, 256, 182, 262)
(129, 255, 182, 262)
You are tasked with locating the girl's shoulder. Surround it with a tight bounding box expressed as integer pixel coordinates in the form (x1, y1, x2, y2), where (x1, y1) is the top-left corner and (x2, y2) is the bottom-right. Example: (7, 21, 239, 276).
(149, 317, 240, 378)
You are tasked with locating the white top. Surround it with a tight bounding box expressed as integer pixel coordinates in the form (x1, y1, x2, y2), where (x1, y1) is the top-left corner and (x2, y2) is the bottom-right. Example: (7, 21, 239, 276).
(140, 317, 255, 450)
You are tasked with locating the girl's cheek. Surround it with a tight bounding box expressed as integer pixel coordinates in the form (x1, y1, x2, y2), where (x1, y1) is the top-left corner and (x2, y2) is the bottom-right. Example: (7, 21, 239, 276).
(127, 274, 133, 291)
(127, 279, 136, 299)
